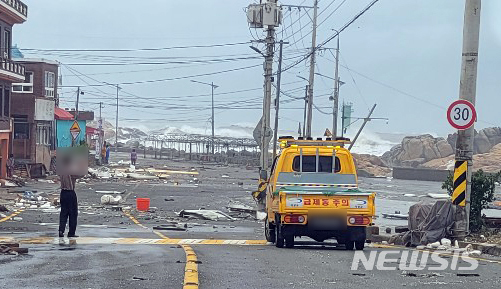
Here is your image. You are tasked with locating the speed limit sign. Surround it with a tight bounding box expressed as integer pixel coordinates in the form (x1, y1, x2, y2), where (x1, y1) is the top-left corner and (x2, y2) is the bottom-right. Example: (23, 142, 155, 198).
(447, 100, 476, 130)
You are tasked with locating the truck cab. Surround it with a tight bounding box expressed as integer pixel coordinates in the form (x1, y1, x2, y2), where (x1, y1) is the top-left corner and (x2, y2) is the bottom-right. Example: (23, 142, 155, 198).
(264, 137, 376, 249)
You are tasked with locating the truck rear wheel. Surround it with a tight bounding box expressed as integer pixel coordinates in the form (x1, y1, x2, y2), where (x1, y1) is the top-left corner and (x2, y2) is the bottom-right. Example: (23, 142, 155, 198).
(285, 235, 294, 248)
(275, 215, 284, 248)
(355, 240, 365, 250)
(265, 217, 275, 243)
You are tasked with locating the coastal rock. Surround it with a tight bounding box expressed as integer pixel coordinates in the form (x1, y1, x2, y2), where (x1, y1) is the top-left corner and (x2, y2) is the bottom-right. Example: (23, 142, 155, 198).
(382, 135, 453, 167)
(352, 154, 391, 177)
(383, 127, 501, 168)
(421, 143, 501, 172)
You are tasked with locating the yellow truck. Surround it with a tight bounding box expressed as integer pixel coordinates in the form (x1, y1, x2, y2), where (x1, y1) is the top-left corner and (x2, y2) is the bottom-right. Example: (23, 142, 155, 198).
(262, 137, 376, 249)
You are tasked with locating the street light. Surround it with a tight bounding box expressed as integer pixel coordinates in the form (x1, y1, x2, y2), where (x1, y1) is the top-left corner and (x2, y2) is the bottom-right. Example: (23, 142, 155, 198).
(190, 80, 218, 155)
(249, 46, 265, 57)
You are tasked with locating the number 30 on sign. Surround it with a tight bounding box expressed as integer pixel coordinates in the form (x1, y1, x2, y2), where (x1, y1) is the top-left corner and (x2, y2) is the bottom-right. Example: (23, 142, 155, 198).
(447, 100, 476, 130)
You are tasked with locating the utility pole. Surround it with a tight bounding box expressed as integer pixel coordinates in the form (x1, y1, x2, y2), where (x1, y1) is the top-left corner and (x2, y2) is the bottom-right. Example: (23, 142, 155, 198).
(305, 0, 318, 138)
(302, 85, 308, 137)
(211, 82, 215, 155)
(454, 0, 481, 236)
(98, 102, 103, 164)
(262, 20, 274, 169)
(75, 86, 80, 120)
(115, 84, 120, 152)
(247, 0, 281, 206)
(341, 103, 345, 138)
(348, 104, 376, 150)
(272, 40, 286, 161)
(332, 32, 340, 138)
(191, 80, 218, 155)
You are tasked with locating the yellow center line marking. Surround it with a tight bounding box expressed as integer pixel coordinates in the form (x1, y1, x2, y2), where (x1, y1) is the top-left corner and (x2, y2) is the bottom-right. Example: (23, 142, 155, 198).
(0, 210, 24, 223)
(123, 210, 198, 289)
(0, 236, 269, 246)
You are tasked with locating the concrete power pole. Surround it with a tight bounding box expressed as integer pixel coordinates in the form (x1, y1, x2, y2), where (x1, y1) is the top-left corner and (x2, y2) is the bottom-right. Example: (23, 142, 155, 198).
(305, 0, 318, 138)
(75, 86, 80, 120)
(259, 0, 277, 170)
(115, 84, 120, 152)
(332, 32, 340, 138)
(272, 40, 286, 161)
(454, 0, 481, 236)
(211, 82, 215, 155)
(98, 102, 103, 164)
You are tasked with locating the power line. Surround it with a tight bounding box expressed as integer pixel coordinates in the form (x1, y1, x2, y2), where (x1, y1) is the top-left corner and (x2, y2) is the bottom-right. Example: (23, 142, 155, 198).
(60, 63, 262, 87)
(279, 0, 380, 74)
(21, 41, 250, 52)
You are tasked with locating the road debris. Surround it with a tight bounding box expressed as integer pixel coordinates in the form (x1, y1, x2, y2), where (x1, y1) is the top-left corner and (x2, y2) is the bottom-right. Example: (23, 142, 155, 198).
(101, 195, 122, 205)
(426, 193, 450, 199)
(0, 244, 28, 255)
(456, 273, 480, 277)
(382, 212, 409, 220)
(0, 205, 8, 212)
(178, 209, 235, 221)
(96, 190, 126, 194)
(153, 224, 186, 231)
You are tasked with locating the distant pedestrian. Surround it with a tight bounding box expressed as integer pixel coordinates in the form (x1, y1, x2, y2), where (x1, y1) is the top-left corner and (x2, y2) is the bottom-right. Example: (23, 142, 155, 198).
(106, 145, 111, 164)
(101, 142, 107, 164)
(131, 149, 137, 166)
(6, 154, 14, 178)
(58, 174, 79, 238)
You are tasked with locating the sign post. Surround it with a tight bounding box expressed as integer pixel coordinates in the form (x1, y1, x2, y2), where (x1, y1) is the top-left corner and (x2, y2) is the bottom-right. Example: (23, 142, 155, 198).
(70, 120, 81, 146)
(447, 100, 476, 131)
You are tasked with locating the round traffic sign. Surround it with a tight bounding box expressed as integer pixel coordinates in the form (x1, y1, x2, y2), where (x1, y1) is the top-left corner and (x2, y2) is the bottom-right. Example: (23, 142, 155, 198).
(447, 100, 476, 130)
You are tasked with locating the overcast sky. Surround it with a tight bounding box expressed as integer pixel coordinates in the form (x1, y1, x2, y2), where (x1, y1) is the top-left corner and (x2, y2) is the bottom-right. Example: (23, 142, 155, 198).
(13, 0, 501, 139)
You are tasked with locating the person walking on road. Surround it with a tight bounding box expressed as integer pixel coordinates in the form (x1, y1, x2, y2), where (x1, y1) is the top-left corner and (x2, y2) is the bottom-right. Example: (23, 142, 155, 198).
(6, 154, 14, 178)
(58, 174, 79, 238)
(101, 141, 107, 164)
(130, 148, 137, 166)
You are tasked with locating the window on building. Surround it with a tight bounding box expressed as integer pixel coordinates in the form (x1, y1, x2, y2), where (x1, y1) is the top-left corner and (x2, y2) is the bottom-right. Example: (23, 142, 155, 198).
(36, 123, 51, 145)
(12, 71, 34, 93)
(45, 71, 55, 97)
(13, 116, 29, 139)
(3, 30, 10, 59)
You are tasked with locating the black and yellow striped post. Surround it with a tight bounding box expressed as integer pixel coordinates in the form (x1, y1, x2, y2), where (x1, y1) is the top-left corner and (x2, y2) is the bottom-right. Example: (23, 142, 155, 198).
(452, 160, 467, 207)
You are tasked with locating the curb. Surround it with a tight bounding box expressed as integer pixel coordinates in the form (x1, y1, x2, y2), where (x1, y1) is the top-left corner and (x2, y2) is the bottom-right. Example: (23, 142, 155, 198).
(458, 241, 501, 257)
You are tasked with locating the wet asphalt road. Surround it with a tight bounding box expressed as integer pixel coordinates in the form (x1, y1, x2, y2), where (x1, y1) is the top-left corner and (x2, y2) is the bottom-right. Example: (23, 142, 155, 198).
(1, 153, 501, 289)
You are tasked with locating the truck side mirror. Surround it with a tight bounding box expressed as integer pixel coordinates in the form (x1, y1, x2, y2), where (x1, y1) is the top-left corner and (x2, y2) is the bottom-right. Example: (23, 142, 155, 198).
(259, 169, 268, 180)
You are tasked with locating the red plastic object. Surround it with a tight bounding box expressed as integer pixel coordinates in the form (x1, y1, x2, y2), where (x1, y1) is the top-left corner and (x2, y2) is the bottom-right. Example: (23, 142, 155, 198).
(136, 198, 150, 211)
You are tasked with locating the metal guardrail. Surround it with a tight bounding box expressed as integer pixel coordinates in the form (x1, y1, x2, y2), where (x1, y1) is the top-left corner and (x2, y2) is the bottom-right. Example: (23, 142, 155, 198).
(0, 57, 25, 78)
(0, 0, 28, 17)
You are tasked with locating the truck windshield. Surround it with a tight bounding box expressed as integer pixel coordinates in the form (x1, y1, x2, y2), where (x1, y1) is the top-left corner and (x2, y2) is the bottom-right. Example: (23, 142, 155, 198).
(292, 156, 341, 173)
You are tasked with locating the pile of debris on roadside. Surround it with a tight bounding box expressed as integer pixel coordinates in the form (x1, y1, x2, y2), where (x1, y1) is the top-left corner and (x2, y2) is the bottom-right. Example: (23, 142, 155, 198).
(0, 243, 28, 256)
(87, 162, 200, 186)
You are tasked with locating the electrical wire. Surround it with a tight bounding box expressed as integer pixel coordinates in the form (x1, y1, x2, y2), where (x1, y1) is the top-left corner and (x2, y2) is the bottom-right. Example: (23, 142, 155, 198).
(21, 41, 250, 52)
